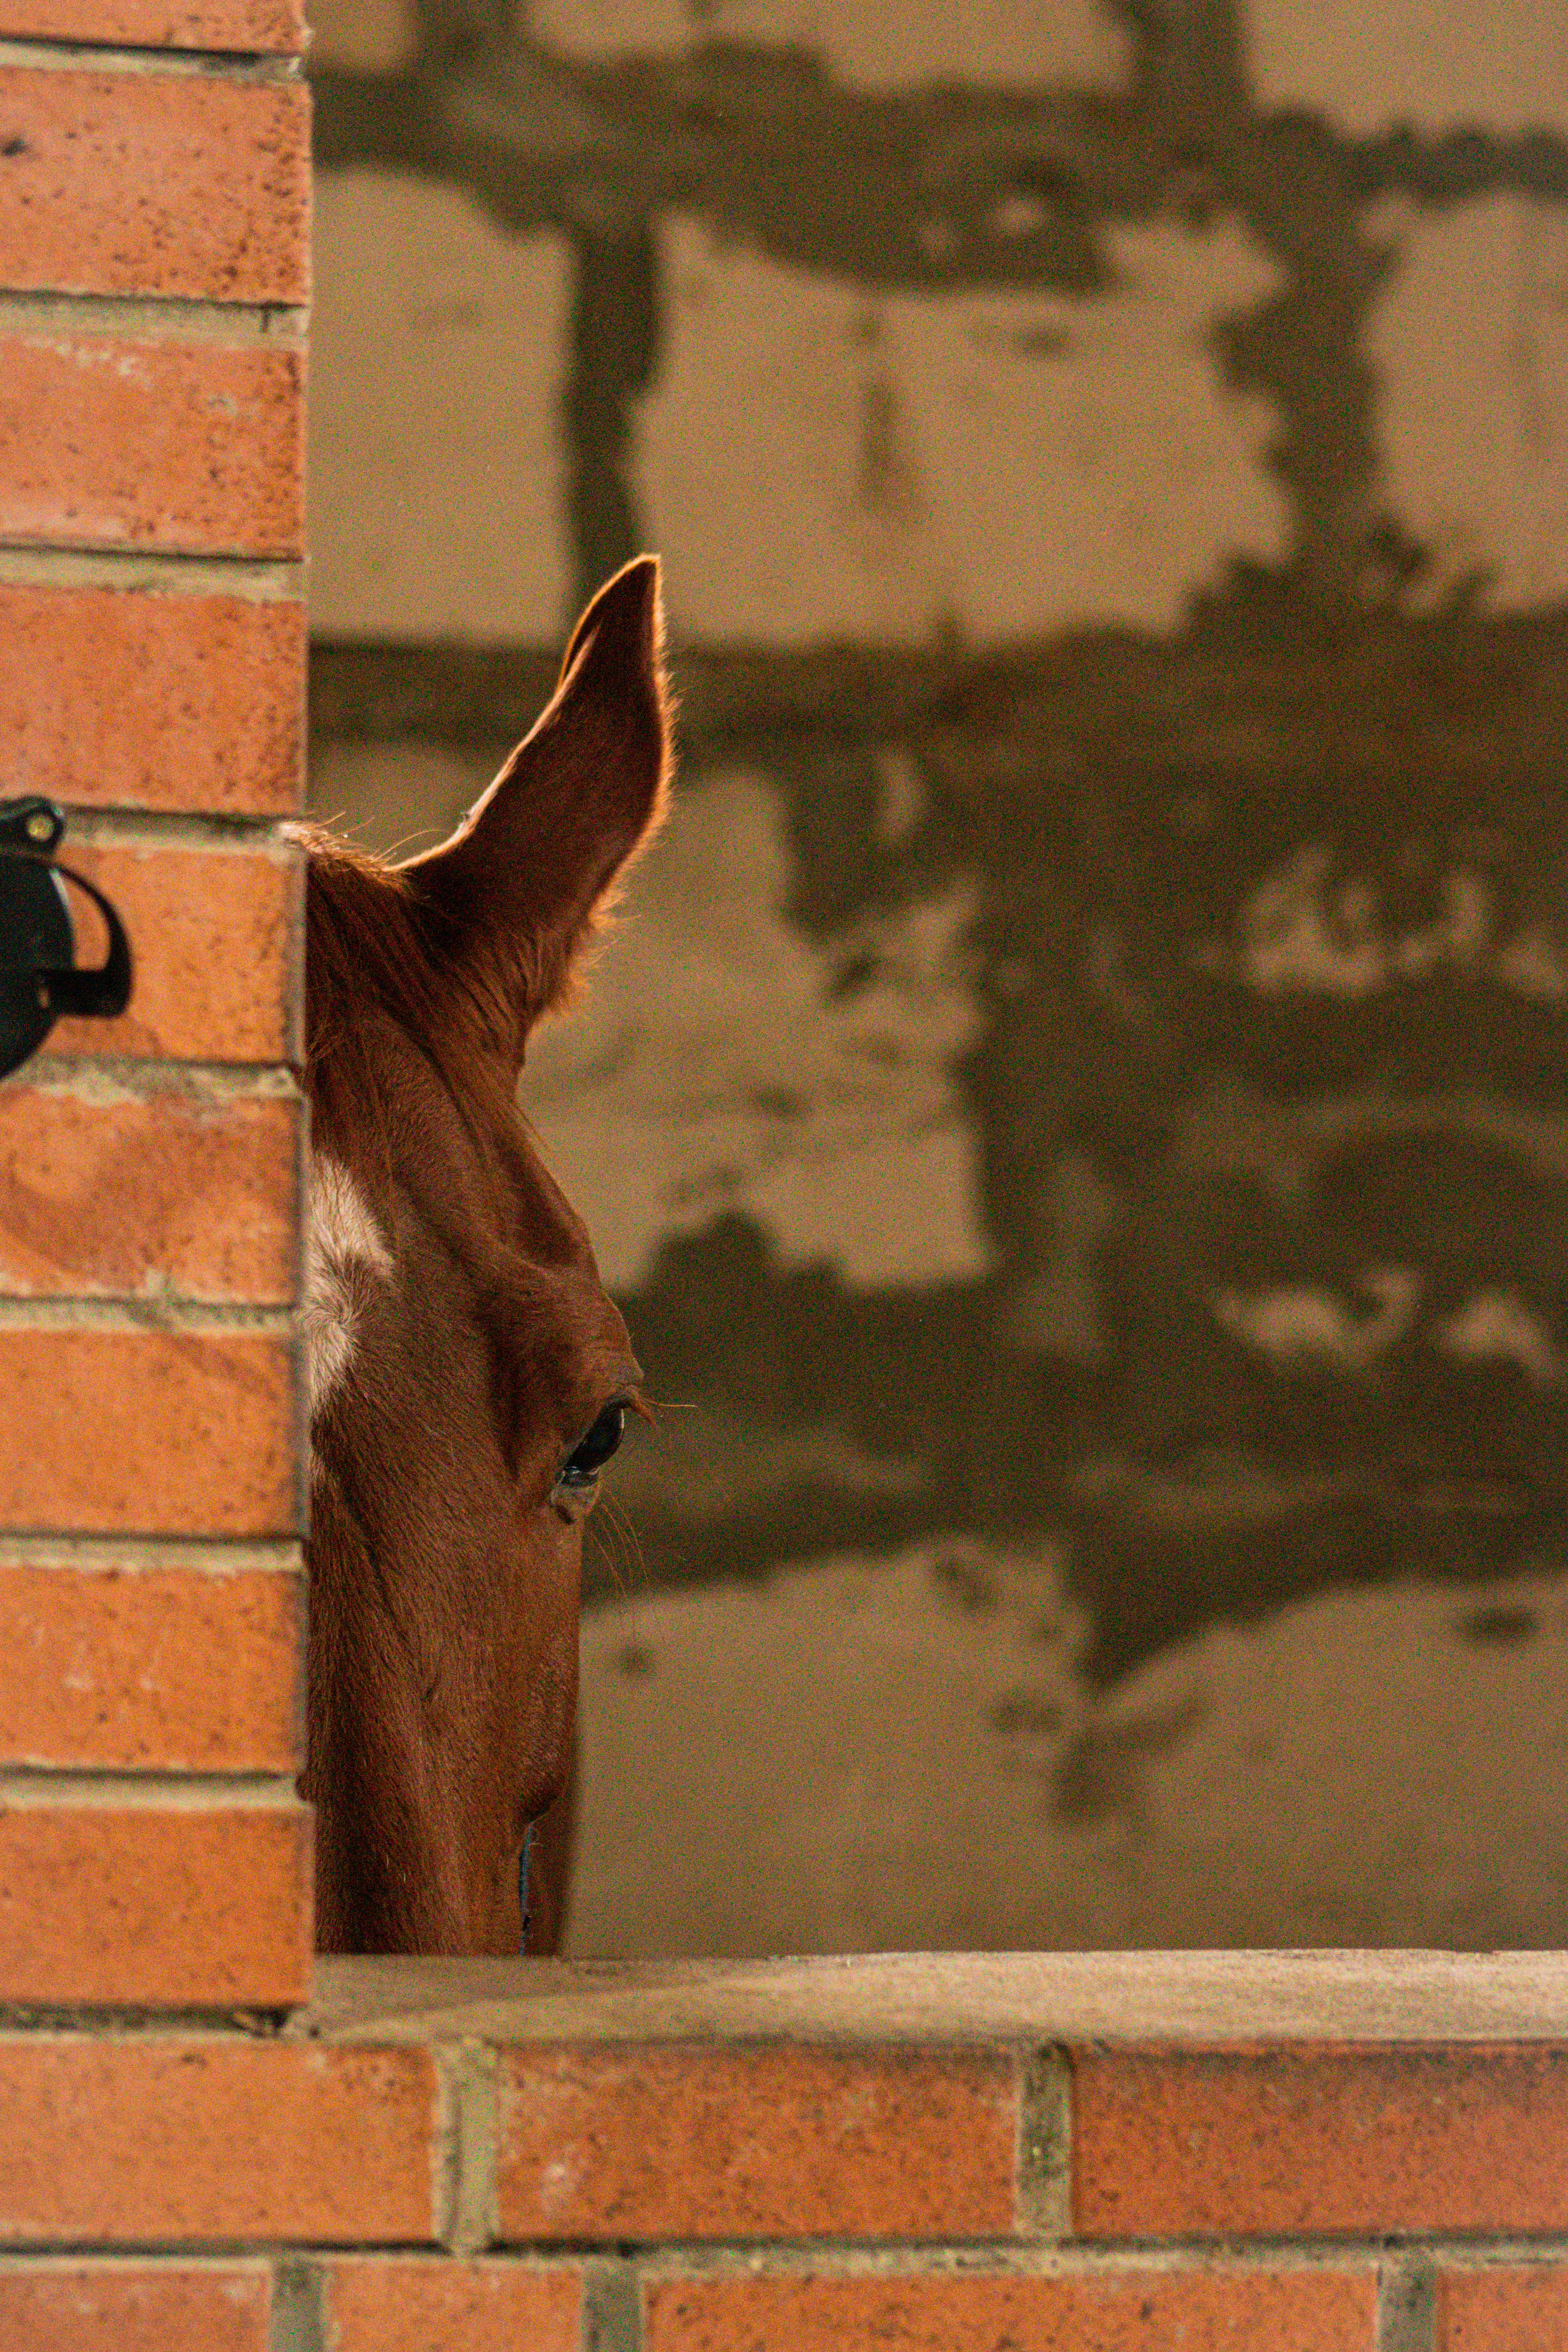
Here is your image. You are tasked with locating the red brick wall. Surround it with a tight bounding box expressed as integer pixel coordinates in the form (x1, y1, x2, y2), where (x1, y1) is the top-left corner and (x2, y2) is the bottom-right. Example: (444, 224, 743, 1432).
(0, 1950, 1556, 2352)
(0, 0, 310, 2018)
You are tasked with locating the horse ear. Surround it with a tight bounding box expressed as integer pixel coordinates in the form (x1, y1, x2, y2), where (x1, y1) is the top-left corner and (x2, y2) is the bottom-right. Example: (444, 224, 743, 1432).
(401, 555, 672, 1061)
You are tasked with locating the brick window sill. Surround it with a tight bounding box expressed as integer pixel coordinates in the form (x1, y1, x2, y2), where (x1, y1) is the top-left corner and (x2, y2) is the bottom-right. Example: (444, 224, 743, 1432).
(274, 1948, 1568, 2348)
(6, 1949, 1568, 2346)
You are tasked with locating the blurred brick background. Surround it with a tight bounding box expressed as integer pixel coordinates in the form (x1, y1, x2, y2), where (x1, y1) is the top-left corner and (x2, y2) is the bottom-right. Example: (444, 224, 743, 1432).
(306, 0, 1568, 1956)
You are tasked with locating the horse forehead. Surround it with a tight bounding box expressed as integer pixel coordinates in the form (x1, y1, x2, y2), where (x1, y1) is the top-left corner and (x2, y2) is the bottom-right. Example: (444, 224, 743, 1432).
(303, 1151, 392, 1414)
(307, 1129, 627, 1387)
(314, 1152, 393, 1268)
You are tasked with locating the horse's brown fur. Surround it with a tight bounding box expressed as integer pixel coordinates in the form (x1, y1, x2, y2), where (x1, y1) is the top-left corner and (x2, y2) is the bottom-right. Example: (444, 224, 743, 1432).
(299, 557, 671, 1952)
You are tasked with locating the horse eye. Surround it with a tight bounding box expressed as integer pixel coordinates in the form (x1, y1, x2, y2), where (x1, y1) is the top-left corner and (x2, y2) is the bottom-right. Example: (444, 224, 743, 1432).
(559, 1401, 626, 1486)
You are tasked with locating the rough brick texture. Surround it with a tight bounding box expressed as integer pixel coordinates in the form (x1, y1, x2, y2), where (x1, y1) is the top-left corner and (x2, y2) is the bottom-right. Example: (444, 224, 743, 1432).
(0, 2262, 271, 2352)
(0, 1560, 300, 1769)
(0, 72, 308, 304)
(0, 0, 314, 2247)
(321, 2257, 584, 2352)
(499, 2042, 1018, 2241)
(0, 1801, 310, 2004)
(0, 1083, 297, 1300)
(1436, 2266, 1568, 2350)
(0, 2041, 439, 2241)
(44, 840, 298, 1062)
(0, 1958, 1564, 2332)
(0, 0, 305, 48)
(0, 336, 303, 557)
(0, 585, 303, 816)
(0, 1330, 297, 1536)
(642, 2266, 1380, 2352)
(1072, 2045, 1568, 2237)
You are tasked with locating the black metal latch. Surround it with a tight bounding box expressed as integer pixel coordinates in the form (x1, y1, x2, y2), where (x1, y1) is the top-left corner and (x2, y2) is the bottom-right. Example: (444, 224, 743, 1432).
(0, 797, 133, 1079)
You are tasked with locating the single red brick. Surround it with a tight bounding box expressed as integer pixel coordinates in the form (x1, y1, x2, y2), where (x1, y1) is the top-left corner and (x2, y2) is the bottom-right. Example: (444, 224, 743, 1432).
(0, 1800, 310, 2005)
(0, 336, 302, 558)
(0, 2261, 271, 2352)
(0, 72, 307, 305)
(1073, 2045, 1568, 2238)
(0, 1085, 297, 1301)
(1436, 2266, 1568, 2350)
(45, 840, 298, 1063)
(0, 1330, 297, 1537)
(322, 2258, 583, 2352)
(0, 0, 304, 50)
(0, 2039, 438, 2241)
(0, 1562, 300, 1770)
(498, 2043, 1018, 2242)
(644, 2267, 1378, 2352)
(0, 583, 303, 816)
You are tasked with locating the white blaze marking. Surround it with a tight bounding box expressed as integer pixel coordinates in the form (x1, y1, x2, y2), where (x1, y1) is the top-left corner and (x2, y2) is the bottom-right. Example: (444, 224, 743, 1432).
(303, 1151, 393, 1414)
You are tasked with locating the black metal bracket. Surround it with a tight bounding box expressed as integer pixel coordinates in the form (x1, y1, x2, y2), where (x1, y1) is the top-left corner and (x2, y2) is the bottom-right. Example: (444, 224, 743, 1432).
(0, 797, 134, 1078)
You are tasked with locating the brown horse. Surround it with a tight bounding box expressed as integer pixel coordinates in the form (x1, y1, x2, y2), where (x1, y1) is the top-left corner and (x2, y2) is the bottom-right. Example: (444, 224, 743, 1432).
(298, 556, 671, 1953)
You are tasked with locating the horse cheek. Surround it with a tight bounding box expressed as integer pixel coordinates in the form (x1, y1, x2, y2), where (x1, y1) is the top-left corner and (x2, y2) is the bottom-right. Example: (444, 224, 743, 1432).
(514, 1507, 583, 1829)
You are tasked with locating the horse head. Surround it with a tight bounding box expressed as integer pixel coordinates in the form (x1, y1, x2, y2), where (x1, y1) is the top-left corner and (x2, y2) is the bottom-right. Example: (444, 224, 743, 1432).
(298, 557, 671, 1953)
